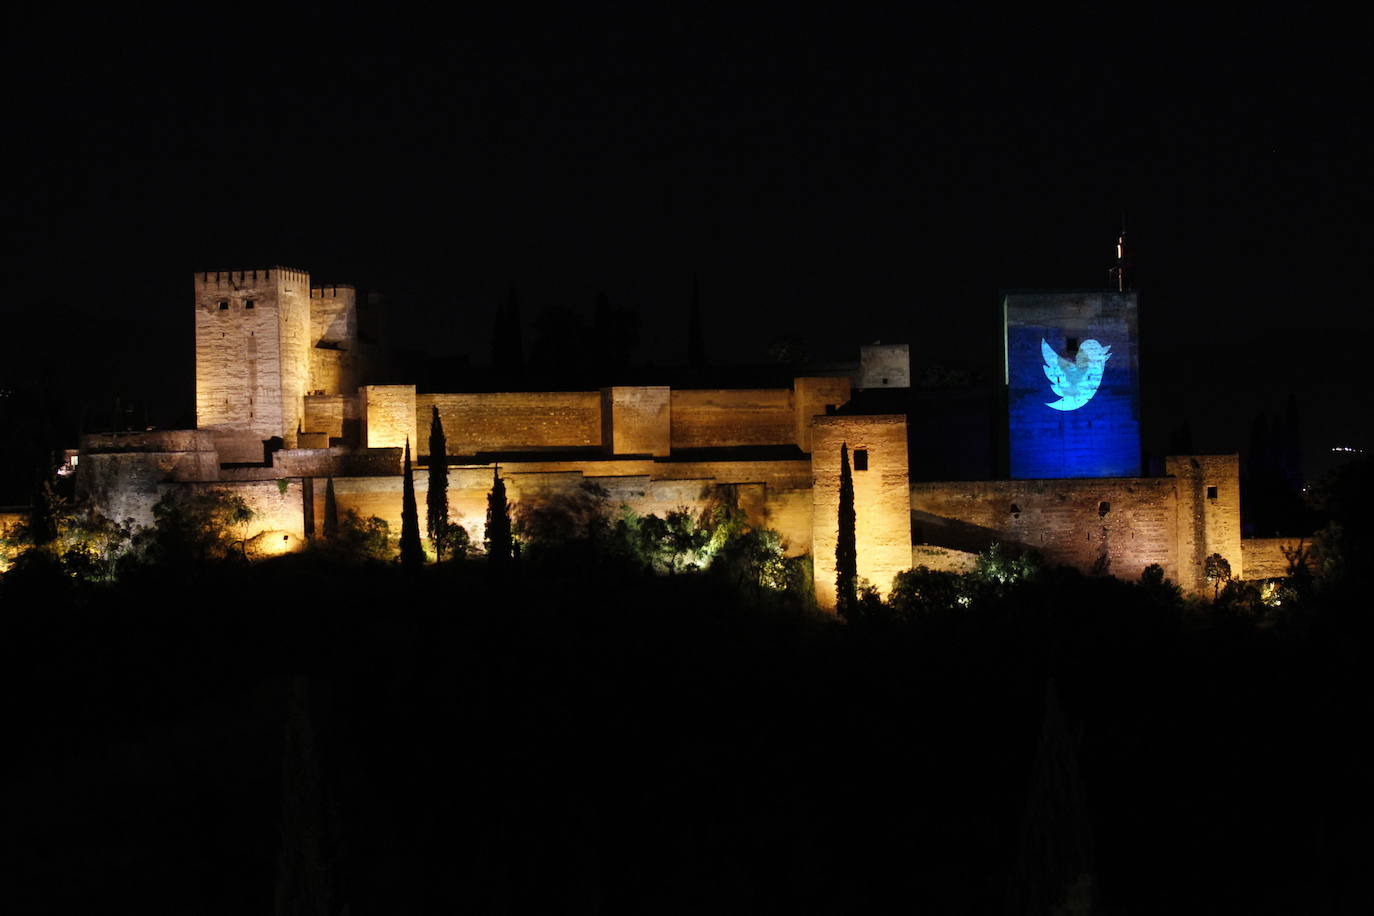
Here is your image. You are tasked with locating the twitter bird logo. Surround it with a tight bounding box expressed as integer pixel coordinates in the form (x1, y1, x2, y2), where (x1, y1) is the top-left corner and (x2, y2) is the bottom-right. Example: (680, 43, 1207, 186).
(1042, 338, 1111, 411)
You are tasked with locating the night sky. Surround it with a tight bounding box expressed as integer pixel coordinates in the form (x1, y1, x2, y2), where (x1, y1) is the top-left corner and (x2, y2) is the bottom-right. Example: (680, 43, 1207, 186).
(6, 8, 1372, 472)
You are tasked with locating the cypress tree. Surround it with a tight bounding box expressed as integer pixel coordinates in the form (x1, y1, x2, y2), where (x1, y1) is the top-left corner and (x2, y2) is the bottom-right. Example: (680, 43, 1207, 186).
(322, 477, 339, 541)
(399, 438, 424, 569)
(836, 442, 858, 618)
(426, 406, 449, 560)
(485, 466, 512, 573)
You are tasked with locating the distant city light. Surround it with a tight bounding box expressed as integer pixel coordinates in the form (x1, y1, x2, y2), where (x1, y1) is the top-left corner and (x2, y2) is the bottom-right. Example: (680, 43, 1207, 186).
(1331, 446, 1364, 454)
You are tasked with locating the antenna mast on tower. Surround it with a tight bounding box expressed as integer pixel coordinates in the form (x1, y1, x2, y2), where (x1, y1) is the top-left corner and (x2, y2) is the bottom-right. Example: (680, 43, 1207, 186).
(1108, 216, 1131, 291)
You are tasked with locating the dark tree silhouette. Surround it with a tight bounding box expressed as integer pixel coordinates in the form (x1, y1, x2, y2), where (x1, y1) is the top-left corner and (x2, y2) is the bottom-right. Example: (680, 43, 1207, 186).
(400, 438, 424, 570)
(27, 474, 59, 547)
(1204, 552, 1232, 600)
(836, 442, 857, 619)
(485, 467, 512, 573)
(529, 305, 589, 385)
(426, 406, 449, 561)
(491, 287, 524, 383)
(1006, 680, 1094, 916)
(1167, 419, 1194, 456)
(322, 477, 339, 541)
(593, 291, 640, 375)
(687, 273, 706, 368)
(275, 677, 336, 916)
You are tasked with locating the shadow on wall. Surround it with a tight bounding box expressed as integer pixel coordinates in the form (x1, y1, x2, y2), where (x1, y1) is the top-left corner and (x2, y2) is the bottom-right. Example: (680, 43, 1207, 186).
(911, 509, 1037, 557)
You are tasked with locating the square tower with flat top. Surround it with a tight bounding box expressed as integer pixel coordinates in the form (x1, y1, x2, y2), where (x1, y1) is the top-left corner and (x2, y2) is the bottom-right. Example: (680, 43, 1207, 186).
(194, 267, 312, 459)
(1004, 290, 1141, 478)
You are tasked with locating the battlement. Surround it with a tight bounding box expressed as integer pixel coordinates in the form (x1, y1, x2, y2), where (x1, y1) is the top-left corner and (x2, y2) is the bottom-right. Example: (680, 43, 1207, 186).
(194, 267, 311, 287)
(311, 284, 356, 298)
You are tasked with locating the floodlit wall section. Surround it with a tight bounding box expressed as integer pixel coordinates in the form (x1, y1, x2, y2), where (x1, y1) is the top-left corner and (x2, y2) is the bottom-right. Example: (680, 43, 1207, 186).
(793, 377, 853, 453)
(303, 394, 360, 442)
(810, 415, 912, 610)
(601, 387, 671, 456)
(309, 347, 356, 397)
(911, 476, 1182, 584)
(75, 430, 223, 527)
(1166, 453, 1243, 592)
(308, 285, 358, 396)
(321, 462, 811, 556)
(1242, 537, 1317, 579)
(670, 389, 794, 449)
(402, 380, 848, 459)
(1004, 291, 1141, 478)
(309, 285, 356, 348)
(908, 455, 1245, 595)
(361, 385, 418, 451)
(417, 392, 603, 457)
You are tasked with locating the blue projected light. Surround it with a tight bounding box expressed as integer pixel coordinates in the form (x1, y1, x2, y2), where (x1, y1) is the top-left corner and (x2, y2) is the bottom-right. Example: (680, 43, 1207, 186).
(1041, 338, 1111, 411)
(1004, 292, 1141, 479)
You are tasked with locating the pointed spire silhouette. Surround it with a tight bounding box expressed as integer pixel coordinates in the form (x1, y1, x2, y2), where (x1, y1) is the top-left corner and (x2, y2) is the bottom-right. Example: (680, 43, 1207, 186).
(688, 273, 706, 368)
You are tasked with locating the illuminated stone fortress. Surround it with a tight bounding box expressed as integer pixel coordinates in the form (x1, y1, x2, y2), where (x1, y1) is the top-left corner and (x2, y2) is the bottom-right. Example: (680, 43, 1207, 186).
(75, 265, 1304, 605)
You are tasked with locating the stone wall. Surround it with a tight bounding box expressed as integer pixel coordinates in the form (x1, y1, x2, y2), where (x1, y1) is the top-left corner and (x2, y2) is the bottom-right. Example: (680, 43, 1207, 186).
(77, 454, 222, 528)
(1166, 454, 1243, 592)
(911, 476, 1182, 584)
(81, 429, 219, 454)
(601, 386, 671, 456)
(793, 377, 853, 453)
(274, 447, 401, 478)
(403, 380, 844, 460)
(277, 273, 312, 446)
(811, 415, 912, 609)
(670, 389, 794, 449)
(361, 385, 418, 451)
(416, 392, 603, 456)
(858, 344, 910, 389)
(179, 479, 307, 556)
(763, 487, 814, 556)
(310, 285, 356, 349)
(76, 431, 223, 527)
(319, 460, 808, 561)
(1240, 537, 1317, 580)
(302, 394, 360, 442)
(309, 347, 357, 397)
(910, 545, 980, 574)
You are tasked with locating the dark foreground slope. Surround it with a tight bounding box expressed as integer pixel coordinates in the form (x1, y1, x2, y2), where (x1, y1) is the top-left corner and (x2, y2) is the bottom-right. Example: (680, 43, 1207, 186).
(4, 553, 1371, 915)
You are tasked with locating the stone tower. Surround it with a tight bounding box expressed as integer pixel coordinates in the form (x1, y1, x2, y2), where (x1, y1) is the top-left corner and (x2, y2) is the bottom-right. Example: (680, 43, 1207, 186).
(194, 267, 312, 462)
(810, 413, 913, 610)
(308, 284, 359, 396)
(1003, 290, 1141, 479)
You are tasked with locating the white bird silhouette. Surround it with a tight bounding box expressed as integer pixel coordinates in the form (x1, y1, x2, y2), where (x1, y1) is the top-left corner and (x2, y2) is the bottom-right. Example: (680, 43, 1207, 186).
(1041, 338, 1111, 411)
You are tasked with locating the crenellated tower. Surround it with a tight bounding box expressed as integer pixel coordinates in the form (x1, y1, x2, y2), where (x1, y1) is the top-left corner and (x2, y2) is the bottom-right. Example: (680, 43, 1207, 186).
(308, 284, 359, 395)
(194, 267, 313, 461)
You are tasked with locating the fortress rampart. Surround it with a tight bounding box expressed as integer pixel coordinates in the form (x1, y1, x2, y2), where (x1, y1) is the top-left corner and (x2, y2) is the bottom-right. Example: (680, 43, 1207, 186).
(66, 267, 1299, 608)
